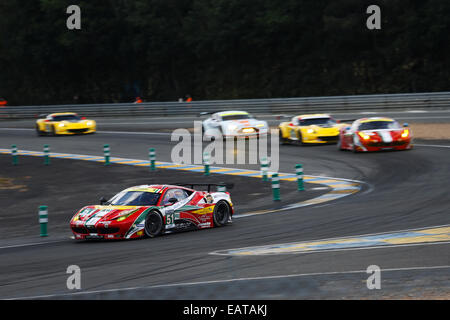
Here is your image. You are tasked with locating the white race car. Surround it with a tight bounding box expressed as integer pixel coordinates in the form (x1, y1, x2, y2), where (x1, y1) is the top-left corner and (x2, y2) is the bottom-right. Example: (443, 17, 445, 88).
(201, 110, 268, 139)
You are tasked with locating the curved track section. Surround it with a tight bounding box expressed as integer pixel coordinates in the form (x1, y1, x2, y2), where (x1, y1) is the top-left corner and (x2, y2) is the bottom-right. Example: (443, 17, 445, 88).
(0, 122, 449, 299)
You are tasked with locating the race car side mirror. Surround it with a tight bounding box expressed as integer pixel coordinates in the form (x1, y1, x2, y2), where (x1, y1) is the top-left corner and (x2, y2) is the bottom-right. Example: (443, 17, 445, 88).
(166, 198, 178, 205)
(403, 123, 409, 127)
(100, 197, 108, 205)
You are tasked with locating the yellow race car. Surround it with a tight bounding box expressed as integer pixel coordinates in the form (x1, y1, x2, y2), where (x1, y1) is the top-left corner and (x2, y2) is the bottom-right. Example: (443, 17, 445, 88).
(279, 114, 347, 145)
(36, 112, 96, 136)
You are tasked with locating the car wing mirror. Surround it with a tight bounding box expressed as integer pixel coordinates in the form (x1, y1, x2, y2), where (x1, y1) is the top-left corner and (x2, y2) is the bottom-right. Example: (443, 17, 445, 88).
(403, 122, 409, 127)
(165, 198, 178, 206)
(100, 197, 108, 205)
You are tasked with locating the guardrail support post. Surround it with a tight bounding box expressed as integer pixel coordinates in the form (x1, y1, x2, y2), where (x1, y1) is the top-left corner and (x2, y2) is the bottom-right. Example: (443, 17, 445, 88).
(296, 164, 304, 191)
(104, 144, 110, 165)
(271, 173, 280, 201)
(39, 205, 48, 237)
(44, 145, 50, 165)
(261, 157, 268, 181)
(203, 152, 210, 176)
(149, 148, 156, 171)
(11, 144, 18, 165)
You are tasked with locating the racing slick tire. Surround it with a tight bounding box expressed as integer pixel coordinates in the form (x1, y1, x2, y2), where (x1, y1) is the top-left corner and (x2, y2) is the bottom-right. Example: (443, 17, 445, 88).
(36, 125, 45, 136)
(213, 200, 231, 227)
(337, 137, 344, 151)
(295, 130, 304, 146)
(352, 135, 360, 153)
(279, 129, 289, 145)
(144, 210, 164, 238)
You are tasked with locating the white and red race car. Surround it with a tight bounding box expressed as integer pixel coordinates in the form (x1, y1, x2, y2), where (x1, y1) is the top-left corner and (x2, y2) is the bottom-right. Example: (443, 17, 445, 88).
(201, 110, 268, 139)
(70, 183, 234, 240)
(338, 117, 413, 152)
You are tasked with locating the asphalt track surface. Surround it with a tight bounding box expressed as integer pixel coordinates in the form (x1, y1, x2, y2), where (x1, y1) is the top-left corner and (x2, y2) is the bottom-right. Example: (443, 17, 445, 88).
(0, 114, 449, 299)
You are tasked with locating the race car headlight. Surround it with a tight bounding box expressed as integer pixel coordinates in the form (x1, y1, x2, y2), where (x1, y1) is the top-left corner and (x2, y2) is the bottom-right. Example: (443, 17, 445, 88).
(401, 129, 409, 138)
(86, 121, 94, 126)
(113, 209, 137, 221)
(307, 128, 316, 134)
(242, 128, 255, 133)
(58, 123, 65, 128)
(256, 123, 265, 128)
(358, 132, 371, 140)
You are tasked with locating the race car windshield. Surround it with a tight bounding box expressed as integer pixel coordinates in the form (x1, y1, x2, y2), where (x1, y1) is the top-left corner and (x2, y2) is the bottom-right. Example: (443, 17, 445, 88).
(358, 121, 401, 131)
(221, 114, 250, 121)
(52, 115, 81, 121)
(299, 118, 336, 126)
(108, 191, 160, 206)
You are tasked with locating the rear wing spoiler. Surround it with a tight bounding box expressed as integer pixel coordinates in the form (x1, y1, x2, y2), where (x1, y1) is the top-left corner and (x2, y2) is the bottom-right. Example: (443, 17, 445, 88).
(172, 182, 234, 192)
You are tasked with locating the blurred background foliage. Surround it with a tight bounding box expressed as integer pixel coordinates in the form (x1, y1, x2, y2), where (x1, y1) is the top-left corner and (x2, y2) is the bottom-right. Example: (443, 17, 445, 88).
(0, 0, 449, 105)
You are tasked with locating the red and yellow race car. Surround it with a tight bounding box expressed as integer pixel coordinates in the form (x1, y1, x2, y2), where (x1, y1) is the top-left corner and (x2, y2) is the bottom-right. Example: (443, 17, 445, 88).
(70, 183, 234, 240)
(338, 117, 413, 152)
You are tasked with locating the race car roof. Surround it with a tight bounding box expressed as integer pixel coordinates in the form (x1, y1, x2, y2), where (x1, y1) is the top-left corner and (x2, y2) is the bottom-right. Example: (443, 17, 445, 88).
(124, 185, 195, 194)
(125, 185, 168, 193)
(359, 117, 394, 123)
(296, 114, 331, 119)
(49, 112, 78, 117)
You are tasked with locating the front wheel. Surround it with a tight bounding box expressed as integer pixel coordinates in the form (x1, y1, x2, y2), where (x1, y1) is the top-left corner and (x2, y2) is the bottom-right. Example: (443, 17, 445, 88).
(279, 129, 289, 145)
(295, 130, 304, 146)
(36, 125, 44, 136)
(213, 200, 230, 227)
(144, 210, 164, 237)
(337, 136, 344, 150)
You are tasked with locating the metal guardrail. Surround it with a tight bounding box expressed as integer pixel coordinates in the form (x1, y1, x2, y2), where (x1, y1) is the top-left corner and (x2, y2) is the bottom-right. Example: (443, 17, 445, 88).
(1, 91, 450, 119)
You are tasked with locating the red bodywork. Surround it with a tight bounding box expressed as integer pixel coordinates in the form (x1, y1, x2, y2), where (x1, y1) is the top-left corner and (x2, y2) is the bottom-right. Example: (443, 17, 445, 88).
(70, 185, 234, 240)
(339, 126, 413, 152)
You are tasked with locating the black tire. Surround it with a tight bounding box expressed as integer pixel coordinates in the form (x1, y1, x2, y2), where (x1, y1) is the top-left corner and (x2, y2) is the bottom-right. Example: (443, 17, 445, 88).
(213, 200, 230, 227)
(201, 125, 206, 140)
(279, 129, 289, 145)
(337, 136, 344, 151)
(144, 210, 164, 238)
(295, 130, 304, 145)
(36, 125, 44, 136)
(352, 143, 359, 153)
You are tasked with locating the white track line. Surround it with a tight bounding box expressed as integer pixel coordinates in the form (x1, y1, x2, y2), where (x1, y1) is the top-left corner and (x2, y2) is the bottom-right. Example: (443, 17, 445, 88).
(6, 265, 450, 300)
(0, 239, 68, 250)
(414, 143, 450, 148)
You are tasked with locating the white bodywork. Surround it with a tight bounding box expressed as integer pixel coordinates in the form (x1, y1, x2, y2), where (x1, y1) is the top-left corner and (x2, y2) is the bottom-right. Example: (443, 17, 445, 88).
(202, 110, 268, 138)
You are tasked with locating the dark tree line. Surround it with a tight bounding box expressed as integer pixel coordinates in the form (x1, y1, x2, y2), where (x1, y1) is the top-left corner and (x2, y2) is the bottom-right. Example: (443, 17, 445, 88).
(0, 0, 449, 105)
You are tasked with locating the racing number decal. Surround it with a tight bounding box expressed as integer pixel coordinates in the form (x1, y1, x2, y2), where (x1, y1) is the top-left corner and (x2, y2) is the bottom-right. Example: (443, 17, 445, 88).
(166, 209, 175, 225)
